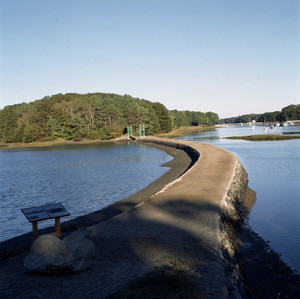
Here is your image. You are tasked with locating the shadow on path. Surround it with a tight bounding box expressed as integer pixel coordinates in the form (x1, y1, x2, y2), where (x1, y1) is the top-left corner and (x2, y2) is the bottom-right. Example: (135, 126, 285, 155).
(0, 198, 232, 298)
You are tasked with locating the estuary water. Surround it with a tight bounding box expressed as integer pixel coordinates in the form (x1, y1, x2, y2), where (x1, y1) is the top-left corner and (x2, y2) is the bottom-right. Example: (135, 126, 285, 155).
(0, 143, 172, 242)
(175, 125, 300, 272)
(1, 127, 299, 273)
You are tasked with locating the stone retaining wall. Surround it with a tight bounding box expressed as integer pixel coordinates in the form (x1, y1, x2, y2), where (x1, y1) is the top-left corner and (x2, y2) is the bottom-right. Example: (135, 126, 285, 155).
(138, 137, 250, 297)
(219, 161, 249, 297)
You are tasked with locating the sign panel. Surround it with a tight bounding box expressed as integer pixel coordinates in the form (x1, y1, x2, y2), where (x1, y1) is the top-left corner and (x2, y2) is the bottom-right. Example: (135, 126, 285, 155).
(21, 203, 70, 222)
(22, 206, 50, 222)
(43, 203, 70, 218)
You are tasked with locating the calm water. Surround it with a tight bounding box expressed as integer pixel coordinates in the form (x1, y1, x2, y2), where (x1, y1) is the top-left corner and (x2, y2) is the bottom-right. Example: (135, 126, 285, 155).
(0, 143, 172, 242)
(175, 125, 300, 272)
(1, 127, 299, 273)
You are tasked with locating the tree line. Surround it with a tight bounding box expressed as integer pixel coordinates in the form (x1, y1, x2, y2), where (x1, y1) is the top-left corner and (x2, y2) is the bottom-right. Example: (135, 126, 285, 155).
(170, 110, 219, 127)
(0, 93, 219, 143)
(219, 104, 300, 124)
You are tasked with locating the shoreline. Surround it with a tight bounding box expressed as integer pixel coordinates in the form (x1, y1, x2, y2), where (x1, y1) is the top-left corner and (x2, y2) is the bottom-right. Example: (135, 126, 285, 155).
(0, 141, 193, 260)
(0, 138, 117, 150)
(1, 137, 299, 298)
(0, 126, 215, 150)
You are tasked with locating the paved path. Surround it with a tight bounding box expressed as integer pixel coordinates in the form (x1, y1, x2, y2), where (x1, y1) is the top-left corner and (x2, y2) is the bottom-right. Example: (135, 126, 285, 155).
(0, 138, 239, 298)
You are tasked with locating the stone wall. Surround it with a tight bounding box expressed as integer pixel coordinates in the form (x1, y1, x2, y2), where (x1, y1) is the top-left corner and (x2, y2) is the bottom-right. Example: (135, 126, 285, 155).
(136, 136, 200, 163)
(219, 160, 250, 297)
(138, 137, 251, 297)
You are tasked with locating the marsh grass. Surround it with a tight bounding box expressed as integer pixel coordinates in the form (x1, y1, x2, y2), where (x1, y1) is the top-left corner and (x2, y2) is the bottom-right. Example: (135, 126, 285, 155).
(282, 131, 300, 135)
(226, 134, 300, 141)
(155, 126, 214, 138)
(0, 139, 113, 150)
(107, 258, 205, 298)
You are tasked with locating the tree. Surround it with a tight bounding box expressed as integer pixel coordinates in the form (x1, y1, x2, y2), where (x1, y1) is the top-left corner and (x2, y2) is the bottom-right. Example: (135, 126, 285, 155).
(0, 106, 19, 142)
(151, 102, 172, 133)
(281, 105, 299, 121)
(140, 104, 160, 135)
(0, 92, 224, 142)
(205, 112, 219, 125)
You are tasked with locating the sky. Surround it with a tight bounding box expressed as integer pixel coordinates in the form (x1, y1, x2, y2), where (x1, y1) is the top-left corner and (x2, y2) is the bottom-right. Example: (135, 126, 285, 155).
(0, 0, 299, 119)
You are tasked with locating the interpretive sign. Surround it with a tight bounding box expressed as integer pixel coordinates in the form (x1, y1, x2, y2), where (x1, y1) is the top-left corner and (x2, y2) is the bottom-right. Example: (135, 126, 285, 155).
(21, 206, 50, 222)
(21, 203, 70, 240)
(22, 203, 70, 222)
(43, 203, 70, 219)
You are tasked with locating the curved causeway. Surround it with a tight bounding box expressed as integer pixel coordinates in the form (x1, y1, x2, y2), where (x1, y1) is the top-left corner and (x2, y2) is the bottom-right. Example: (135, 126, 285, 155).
(1, 137, 299, 298)
(88, 137, 245, 297)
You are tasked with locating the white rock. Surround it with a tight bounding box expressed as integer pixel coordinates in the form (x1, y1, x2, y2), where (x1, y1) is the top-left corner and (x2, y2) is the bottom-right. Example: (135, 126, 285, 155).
(63, 228, 95, 272)
(24, 229, 95, 274)
(24, 234, 73, 273)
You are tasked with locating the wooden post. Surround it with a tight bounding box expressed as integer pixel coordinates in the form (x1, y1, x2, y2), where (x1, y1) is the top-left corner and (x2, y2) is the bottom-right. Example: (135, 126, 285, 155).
(55, 217, 61, 239)
(32, 221, 39, 240)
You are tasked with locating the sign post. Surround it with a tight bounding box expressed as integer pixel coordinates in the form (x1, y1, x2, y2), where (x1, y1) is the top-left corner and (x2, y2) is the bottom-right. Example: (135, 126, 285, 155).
(22, 203, 70, 240)
(32, 221, 39, 240)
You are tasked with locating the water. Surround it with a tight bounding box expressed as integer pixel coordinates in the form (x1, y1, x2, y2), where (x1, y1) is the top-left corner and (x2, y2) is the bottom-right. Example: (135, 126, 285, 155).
(1, 127, 299, 272)
(0, 143, 172, 242)
(175, 125, 300, 272)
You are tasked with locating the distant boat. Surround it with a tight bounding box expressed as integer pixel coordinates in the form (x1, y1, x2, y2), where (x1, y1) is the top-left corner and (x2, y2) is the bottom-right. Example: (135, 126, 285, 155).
(251, 125, 255, 130)
(264, 127, 268, 131)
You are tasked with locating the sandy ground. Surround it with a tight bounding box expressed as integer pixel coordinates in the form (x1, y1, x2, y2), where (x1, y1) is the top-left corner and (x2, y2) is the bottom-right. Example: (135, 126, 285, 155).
(0, 139, 299, 298)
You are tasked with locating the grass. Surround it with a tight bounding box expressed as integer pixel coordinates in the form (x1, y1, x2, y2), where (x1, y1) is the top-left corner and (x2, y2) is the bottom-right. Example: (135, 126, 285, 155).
(155, 126, 215, 138)
(226, 134, 300, 141)
(0, 139, 115, 150)
(282, 131, 300, 135)
(106, 258, 206, 299)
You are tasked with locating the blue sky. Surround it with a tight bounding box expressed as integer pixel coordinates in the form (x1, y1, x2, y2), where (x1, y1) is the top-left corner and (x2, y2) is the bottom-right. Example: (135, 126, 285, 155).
(0, 0, 299, 118)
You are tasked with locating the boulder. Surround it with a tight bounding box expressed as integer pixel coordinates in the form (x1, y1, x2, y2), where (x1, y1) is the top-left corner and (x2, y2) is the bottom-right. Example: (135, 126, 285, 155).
(24, 228, 95, 274)
(63, 228, 95, 272)
(24, 234, 73, 274)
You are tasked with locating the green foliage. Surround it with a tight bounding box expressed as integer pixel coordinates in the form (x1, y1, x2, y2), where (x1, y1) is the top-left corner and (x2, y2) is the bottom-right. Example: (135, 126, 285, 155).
(0, 105, 19, 142)
(0, 92, 222, 143)
(169, 110, 219, 127)
(107, 258, 199, 299)
(220, 104, 300, 124)
(0, 93, 179, 142)
(151, 102, 172, 132)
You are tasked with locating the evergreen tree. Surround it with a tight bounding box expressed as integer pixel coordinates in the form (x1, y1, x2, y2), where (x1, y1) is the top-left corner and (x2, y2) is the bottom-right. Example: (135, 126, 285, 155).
(151, 102, 172, 133)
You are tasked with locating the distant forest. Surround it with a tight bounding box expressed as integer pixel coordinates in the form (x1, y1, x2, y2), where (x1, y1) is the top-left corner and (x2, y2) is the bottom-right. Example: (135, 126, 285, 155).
(219, 104, 300, 124)
(0, 93, 219, 143)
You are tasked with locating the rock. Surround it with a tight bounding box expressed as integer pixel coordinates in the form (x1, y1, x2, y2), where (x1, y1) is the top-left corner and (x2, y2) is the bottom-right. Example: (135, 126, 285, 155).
(63, 228, 95, 272)
(24, 229, 95, 274)
(24, 234, 73, 274)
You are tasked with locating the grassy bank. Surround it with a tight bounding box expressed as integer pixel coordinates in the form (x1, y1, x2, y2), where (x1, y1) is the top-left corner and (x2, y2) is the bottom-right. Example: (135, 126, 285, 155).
(0, 139, 115, 150)
(155, 126, 215, 138)
(226, 134, 300, 141)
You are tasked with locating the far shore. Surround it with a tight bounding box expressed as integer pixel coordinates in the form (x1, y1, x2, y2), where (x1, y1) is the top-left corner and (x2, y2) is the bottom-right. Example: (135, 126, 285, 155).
(2, 125, 300, 150)
(0, 126, 215, 150)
